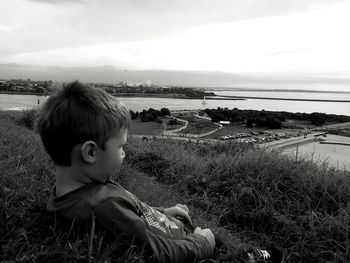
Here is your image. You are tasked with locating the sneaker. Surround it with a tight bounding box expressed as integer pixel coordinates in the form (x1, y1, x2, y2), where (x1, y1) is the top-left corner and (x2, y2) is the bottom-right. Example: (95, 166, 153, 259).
(247, 247, 284, 263)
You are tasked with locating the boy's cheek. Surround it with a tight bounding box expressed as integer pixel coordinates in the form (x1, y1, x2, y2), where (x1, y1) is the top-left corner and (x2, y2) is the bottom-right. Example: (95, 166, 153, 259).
(116, 158, 123, 167)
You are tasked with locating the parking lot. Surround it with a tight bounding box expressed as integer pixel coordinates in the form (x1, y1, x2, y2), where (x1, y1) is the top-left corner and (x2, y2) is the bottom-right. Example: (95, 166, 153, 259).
(204, 125, 302, 144)
(218, 131, 295, 143)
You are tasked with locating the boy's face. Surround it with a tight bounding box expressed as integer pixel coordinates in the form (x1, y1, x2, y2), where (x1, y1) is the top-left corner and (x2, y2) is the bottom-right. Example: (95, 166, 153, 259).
(93, 127, 128, 182)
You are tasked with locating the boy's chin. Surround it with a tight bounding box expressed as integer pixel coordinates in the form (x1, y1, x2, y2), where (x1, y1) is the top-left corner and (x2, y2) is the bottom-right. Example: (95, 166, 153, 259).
(103, 176, 112, 183)
(92, 176, 111, 184)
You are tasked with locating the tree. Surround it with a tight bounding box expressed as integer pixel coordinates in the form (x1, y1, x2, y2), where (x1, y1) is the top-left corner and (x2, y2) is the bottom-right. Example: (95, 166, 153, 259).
(246, 118, 256, 128)
(265, 118, 282, 129)
(141, 113, 155, 122)
(130, 110, 138, 120)
(309, 112, 326, 126)
(160, 107, 171, 117)
(211, 113, 224, 123)
(168, 118, 178, 128)
(147, 108, 161, 120)
(35, 86, 45, 93)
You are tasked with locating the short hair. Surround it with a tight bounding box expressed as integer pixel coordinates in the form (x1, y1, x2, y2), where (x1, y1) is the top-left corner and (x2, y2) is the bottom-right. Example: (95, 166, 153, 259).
(35, 81, 131, 166)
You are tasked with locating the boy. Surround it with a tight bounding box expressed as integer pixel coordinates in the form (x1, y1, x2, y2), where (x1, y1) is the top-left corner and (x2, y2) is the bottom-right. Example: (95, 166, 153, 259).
(36, 81, 283, 263)
(35, 81, 215, 262)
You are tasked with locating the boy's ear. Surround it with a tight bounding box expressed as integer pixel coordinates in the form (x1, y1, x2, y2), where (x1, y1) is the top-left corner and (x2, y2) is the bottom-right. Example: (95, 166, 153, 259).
(81, 141, 97, 164)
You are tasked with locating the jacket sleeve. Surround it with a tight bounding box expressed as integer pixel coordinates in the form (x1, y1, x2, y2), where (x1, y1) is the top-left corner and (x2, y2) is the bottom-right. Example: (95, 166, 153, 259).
(94, 197, 213, 263)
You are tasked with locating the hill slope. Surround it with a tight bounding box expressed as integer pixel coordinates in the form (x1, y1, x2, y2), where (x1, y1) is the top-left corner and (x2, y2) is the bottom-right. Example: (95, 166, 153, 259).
(1, 110, 350, 262)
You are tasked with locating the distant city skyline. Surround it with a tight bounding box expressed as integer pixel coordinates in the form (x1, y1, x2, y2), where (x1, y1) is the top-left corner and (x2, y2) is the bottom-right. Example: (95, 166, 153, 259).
(1, 0, 350, 91)
(1, 64, 350, 92)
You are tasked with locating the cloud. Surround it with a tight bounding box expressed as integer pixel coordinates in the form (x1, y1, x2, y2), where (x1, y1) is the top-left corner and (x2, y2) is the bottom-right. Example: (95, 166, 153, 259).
(1, 0, 350, 75)
(27, 0, 84, 4)
(269, 48, 311, 57)
(0, 25, 14, 32)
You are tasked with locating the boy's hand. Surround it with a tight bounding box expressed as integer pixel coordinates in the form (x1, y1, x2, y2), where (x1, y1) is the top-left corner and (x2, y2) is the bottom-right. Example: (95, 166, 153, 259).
(194, 227, 215, 249)
(164, 204, 192, 224)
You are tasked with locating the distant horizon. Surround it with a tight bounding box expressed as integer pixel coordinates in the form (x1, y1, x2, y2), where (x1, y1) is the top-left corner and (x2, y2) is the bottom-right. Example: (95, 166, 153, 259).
(1, 63, 350, 93)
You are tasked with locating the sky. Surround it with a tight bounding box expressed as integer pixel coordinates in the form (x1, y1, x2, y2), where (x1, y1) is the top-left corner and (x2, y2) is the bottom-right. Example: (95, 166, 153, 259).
(1, 0, 350, 89)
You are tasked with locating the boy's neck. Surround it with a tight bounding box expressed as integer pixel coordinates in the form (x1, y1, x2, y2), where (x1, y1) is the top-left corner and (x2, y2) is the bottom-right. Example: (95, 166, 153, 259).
(55, 165, 91, 197)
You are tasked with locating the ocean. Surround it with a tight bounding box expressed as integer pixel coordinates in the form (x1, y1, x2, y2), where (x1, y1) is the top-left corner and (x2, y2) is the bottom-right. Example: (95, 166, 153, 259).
(0, 90, 349, 116)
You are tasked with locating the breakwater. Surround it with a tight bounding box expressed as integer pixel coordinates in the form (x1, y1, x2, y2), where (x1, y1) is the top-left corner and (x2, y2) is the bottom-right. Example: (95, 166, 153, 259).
(210, 95, 350, 103)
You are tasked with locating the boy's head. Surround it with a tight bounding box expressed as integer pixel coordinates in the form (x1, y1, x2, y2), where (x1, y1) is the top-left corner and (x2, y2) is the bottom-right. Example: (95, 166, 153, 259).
(35, 81, 131, 168)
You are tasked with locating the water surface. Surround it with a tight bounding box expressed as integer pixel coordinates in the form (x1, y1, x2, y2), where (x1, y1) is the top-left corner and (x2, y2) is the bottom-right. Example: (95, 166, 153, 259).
(0, 92, 349, 116)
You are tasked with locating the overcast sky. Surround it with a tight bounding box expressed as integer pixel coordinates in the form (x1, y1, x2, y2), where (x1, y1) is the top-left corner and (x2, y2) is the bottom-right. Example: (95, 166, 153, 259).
(1, 0, 350, 77)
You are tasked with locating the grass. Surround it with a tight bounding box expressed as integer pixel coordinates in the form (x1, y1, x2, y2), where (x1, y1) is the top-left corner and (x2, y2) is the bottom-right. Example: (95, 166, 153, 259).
(281, 120, 343, 130)
(129, 118, 184, 136)
(129, 118, 165, 135)
(172, 115, 218, 135)
(329, 128, 350, 137)
(177, 121, 217, 135)
(1, 110, 350, 262)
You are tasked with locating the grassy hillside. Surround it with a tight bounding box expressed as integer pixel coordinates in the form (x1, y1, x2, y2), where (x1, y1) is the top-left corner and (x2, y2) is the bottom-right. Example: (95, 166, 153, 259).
(1, 110, 350, 262)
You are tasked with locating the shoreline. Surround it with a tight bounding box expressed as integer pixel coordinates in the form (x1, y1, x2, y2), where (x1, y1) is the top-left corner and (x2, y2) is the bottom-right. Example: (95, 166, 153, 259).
(0, 91, 48, 96)
(0, 91, 207, 100)
(3, 91, 349, 103)
(209, 95, 350, 103)
(205, 88, 350, 94)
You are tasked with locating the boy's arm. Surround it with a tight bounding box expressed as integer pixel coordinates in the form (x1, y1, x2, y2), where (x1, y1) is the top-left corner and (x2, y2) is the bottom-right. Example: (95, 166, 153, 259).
(95, 197, 213, 263)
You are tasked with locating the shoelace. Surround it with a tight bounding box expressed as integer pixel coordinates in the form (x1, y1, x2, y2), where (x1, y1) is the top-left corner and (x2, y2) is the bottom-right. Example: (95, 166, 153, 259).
(247, 249, 271, 261)
(259, 250, 271, 259)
